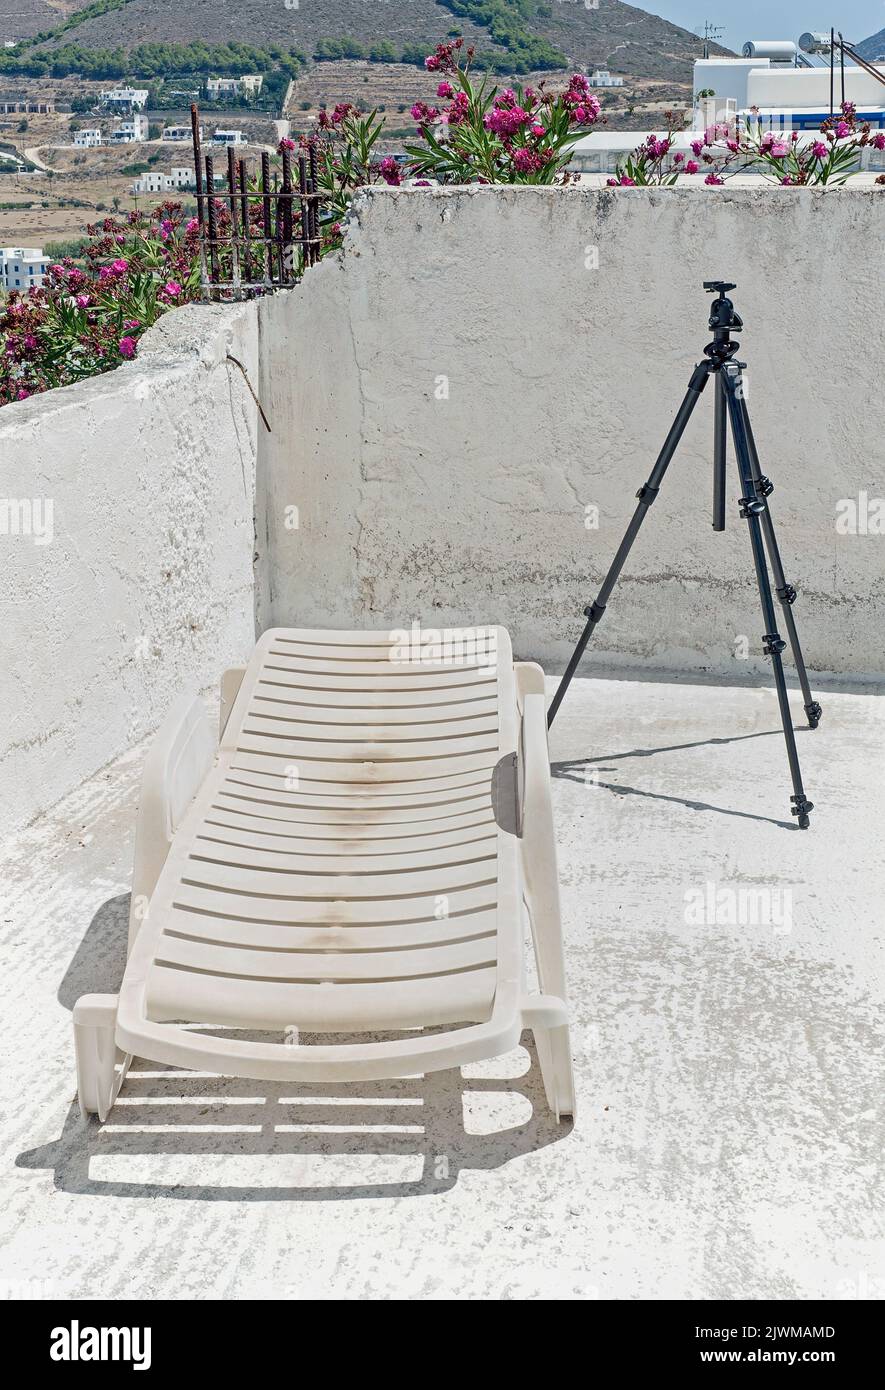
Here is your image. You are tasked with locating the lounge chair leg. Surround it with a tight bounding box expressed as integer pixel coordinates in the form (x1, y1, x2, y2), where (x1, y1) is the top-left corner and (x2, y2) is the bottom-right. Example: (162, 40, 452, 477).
(522, 996, 576, 1122)
(73, 994, 129, 1122)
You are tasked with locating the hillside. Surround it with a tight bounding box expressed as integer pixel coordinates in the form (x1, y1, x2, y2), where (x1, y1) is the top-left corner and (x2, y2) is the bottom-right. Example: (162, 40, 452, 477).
(1, 0, 85, 41)
(0, 0, 732, 83)
(857, 28, 885, 61)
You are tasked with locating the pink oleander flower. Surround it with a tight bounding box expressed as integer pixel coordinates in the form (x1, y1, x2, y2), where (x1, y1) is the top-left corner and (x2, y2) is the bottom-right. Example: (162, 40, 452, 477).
(74, 294, 90, 308)
(111, 258, 128, 274)
(118, 336, 137, 359)
(673, 152, 684, 163)
(446, 91, 469, 126)
(644, 136, 670, 159)
(531, 123, 546, 138)
(835, 121, 851, 139)
(512, 146, 543, 174)
(436, 81, 453, 99)
(411, 101, 440, 132)
(872, 132, 885, 150)
(685, 160, 700, 174)
(691, 140, 703, 157)
(377, 156, 402, 187)
(704, 172, 724, 185)
(16, 388, 29, 400)
(484, 105, 531, 138)
(160, 280, 182, 299)
(186, 217, 199, 234)
(607, 174, 635, 186)
(425, 55, 440, 71)
(811, 141, 829, 160)
(278, 137, 296, 152)
(769, 141, 790, 158)
(123, 319, 140, 331)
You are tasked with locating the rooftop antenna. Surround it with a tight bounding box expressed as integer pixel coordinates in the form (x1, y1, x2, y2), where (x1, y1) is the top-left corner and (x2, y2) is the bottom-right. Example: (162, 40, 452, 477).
(695, 21, 725, 60)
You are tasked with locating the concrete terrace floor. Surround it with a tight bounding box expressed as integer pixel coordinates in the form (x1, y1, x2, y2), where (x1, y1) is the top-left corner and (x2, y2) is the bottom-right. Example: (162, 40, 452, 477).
(1, 674, 883, 1302)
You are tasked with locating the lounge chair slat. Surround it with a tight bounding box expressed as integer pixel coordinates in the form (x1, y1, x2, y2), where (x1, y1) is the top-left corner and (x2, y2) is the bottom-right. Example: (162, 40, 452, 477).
(163, 904, 498, 953)
(147, 964, 498, 1030)
(171, 880, 497, 925)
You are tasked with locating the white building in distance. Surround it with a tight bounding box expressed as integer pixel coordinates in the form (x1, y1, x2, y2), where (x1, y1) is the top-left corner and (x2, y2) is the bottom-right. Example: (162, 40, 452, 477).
(130, 167, 197, 195)
(162, 124, 201, 141)
(112, 114, 149, 143)
(73, 128, 102, 148)
(101, 87, 149, 111)
(211, 128, 247, 146)
(589, 69, 624, 87)
(206, 75, 263, 99)
(0, 245, 48, 291)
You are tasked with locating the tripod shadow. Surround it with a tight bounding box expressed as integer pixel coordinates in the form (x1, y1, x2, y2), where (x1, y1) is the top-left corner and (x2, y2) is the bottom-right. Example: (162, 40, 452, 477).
(552, 727, 809, 830)
(17, 895, 571, 1202)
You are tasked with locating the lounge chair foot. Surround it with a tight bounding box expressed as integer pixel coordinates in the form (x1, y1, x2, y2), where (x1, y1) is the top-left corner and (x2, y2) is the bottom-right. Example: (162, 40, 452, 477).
(73, 994, 129, 1122)
(522, 998, 576, 1121)
(534, 1023, 577, 1122)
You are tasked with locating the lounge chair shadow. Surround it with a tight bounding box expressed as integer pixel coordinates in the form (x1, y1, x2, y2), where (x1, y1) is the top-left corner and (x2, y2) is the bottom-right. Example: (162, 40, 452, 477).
(23, 896, 571, 1202)
(16, 1041, 571, 1202)
(551, 727, 803, 830)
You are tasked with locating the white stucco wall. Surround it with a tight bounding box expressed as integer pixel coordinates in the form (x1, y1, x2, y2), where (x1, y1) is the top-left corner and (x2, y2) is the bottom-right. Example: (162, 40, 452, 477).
(3, 184, 883, 836)
(0, 303, 260, 838)
(261, 185, 885, 681)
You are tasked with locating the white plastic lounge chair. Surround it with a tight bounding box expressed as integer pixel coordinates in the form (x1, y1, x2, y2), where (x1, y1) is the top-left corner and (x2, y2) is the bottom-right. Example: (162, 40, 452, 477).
(73, 626, 576, 1123)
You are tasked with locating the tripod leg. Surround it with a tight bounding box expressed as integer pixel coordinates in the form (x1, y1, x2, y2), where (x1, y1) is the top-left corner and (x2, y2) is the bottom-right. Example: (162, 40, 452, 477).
(712, 370, 726, 532)
(722, 365, 814, 829)
(547, 362, 710, 725)
(738, 395, 821, 730)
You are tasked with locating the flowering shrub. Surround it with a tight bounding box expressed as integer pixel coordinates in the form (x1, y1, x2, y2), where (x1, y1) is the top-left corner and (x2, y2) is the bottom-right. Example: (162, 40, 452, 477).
(405, 39, 601, 184)
(608, 102, 884, 189)
(707, 103, 885, 185)
(290, 103, 404, 260)
(0, 202, 202, 404)
(608, 113, 696, 186)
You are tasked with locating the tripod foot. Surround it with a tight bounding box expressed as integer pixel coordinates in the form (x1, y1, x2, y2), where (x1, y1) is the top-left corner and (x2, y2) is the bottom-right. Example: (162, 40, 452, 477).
(791, 793, 814, 829)
(805, 700, 822, 730)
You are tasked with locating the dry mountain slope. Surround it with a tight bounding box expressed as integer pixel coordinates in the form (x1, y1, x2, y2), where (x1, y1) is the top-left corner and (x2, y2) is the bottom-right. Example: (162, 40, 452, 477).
(1, 0, 86, 41)
(4, 0, 732, 83)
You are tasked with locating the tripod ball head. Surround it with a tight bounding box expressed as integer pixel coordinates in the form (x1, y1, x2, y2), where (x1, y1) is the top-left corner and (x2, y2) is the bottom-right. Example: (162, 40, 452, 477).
(704, 280, 743, 333)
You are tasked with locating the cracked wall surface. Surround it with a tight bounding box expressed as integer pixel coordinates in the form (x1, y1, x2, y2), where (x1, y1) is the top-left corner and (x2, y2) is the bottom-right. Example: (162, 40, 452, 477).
(262, 185, 884, 679)
(0, 303, 260, 838)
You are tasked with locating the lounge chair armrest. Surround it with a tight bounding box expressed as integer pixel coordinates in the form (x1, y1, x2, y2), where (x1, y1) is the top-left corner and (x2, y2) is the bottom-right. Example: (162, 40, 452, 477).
(220, 665, 247, 738)
(128, 694, 215, 952)
(519, 691, 568, 1002)
(514, 660, 546, 707)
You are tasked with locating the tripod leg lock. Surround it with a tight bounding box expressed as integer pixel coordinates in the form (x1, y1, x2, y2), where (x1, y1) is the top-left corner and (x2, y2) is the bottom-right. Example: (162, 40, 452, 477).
(762, 632, 786, 656)
(805, 700, 822, 729)
(583, 601, 607, 624)
(790, 793, 814, 829)
(739, 495, 765, 518)
(635, 483, 660, 504)
(757, 475, 774, 497)
(776, 583, 797, 605)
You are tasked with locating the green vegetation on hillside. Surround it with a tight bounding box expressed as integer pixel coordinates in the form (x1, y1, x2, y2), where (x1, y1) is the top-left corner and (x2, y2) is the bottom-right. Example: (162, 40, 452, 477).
(437, 0, 566, 71)
(0, 40, 307, 81)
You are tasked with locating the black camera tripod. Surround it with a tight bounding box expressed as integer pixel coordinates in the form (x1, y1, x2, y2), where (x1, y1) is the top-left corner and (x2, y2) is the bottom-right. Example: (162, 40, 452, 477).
(547, 282, 820, 829)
